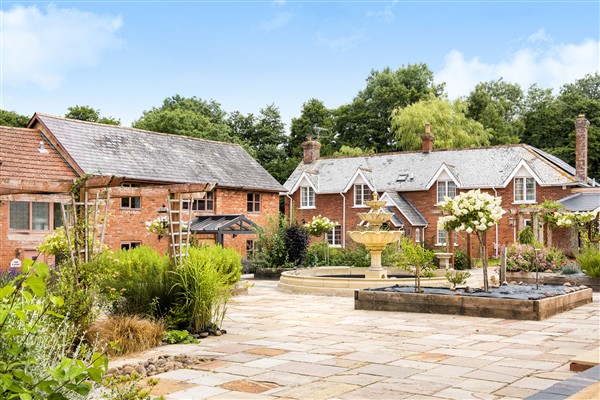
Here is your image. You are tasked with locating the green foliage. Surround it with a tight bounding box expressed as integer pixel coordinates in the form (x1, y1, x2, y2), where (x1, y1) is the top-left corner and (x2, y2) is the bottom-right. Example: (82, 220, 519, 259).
(506, 244, 568, 272)
(253, 215, 290, 269)
(99, 373, 161, 400)
(305, 242, 402, 268)
(332, 145, 375, 157)
(576, 245, 600, 278)
(391, 98, 491, 151)
(561, 264, 581, 275)
(288, 98, 335, 158)
(133, 95, 234, 142)
(97, 246, 172, 318)
(518, 226, 535, 245)
(170, 245, 239, 333)
(0, 109, 30, 127)
(285, 223, 310, 266)
(396, 237, 435, 292)
(304, 215, 336, 237)
(37, 228, 70, 258)
(163, 330, 199, 344)
(453, 249, 470, 270)
(0, 260, 108, 399)
(445, 270, 472, 289)
(65, 105, 120, 125)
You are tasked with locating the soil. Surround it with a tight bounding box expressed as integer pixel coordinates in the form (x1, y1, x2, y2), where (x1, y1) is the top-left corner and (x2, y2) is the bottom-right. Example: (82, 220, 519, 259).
(371, 283, 589, 301)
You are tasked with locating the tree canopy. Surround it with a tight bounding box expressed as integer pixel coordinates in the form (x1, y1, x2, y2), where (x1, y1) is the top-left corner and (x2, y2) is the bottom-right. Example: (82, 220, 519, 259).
(0, 110, 30, 127)
(65, 105, 120, 125)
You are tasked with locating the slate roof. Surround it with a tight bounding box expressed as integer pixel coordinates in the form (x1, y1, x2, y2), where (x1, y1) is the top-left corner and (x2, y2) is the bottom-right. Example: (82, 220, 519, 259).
(0, 126, 77, 181)
(284, 145, 583, 194)
(384, 191, 427, 227)
(31, 114, 284, 192)
(559, 191, 600, 212)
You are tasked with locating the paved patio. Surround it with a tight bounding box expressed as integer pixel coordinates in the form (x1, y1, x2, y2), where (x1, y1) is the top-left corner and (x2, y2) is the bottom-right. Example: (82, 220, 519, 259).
(113, 278, 600, 399)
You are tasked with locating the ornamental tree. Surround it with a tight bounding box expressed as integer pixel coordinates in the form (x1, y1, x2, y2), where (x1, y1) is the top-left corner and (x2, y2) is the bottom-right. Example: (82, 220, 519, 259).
(437, 189, 505, 291)
(305, 215, 336, 265)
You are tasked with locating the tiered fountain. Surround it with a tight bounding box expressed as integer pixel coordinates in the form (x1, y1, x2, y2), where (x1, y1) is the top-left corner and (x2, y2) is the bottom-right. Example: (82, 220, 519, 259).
(347, 192, 403, 279)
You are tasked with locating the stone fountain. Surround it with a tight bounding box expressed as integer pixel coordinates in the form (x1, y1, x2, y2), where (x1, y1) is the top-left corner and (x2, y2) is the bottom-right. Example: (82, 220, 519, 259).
(347, 192, 403, 279)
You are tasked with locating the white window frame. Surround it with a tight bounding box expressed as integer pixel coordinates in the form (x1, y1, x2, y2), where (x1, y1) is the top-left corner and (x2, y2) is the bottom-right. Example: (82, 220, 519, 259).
(437, 181, 456, 204)
(436, 229, 447, 246)
(514, 177, 536, 203)
(354, 184, 371, 207)
(415, 228, 421, 243)
(300, 186, 315, 209)
(326, 225, 342, 247)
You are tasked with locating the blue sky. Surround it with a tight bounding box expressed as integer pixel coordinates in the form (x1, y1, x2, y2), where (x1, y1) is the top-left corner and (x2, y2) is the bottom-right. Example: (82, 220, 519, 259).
(2, 1, 599, 129)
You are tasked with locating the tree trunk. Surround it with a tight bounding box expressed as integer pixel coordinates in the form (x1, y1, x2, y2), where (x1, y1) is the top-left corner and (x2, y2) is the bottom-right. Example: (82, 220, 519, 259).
(415, 264, 421, 293)
(478, 231, 489, 292)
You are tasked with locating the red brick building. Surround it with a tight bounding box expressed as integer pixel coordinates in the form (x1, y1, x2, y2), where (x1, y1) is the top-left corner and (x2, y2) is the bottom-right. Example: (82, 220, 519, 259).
(283, 117, 598, 259)
(0, 113, 283, 270)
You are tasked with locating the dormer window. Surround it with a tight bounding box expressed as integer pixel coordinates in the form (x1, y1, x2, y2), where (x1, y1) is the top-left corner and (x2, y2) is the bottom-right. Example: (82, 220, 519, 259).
(437, 181, 456, 203)
(354, 184, 372, 207)
(300, 186, 315, 208)
(515, 177, 535, 203)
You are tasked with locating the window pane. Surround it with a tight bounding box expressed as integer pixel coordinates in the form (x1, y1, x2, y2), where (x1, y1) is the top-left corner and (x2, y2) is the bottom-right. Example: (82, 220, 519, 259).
(32, 202, 50, 230)
(10, 202, 29, 230)
(437, 182, 446, 203)
(515, 178, 524, 201)
(53, 203, 63, 228)
(437, 229, 447, 244)
(131, 197, 141, 209)
(448, 181, 456, 198)
(526, 178, 535, 201)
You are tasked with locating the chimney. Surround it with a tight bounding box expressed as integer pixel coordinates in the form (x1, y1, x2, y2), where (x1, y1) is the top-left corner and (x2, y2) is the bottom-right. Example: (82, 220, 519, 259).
(421, 123, 434, 153)
(301, 135, 321, 164)
(575, 114, 589, 182)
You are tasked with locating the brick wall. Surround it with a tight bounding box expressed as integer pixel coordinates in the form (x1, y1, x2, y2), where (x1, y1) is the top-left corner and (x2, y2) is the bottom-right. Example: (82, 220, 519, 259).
(285, 180, 576, 258)
(0, 188, 279, 271)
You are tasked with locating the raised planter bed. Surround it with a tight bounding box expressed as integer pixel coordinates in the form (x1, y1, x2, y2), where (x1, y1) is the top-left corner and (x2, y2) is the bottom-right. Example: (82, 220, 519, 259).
(254, 267, 289, 280)
(354, 284, 593, 320)
(506, 272, 600, 292)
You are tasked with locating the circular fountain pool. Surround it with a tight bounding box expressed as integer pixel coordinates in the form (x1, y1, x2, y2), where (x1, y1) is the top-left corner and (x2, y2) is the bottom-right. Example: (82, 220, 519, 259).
(277, 266, 452, 297)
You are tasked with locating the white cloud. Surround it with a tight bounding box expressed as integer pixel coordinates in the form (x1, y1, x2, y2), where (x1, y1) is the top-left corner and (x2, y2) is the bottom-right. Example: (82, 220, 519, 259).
(258, 11, 294, 32)
(436, 36, 600, 99)
(2, 4, 123, 90)
(315, 31, 364, 52)
(366, 1, 397, 24)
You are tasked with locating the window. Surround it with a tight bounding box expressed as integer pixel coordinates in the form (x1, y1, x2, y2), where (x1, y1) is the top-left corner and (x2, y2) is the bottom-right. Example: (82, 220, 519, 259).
(326, 225, 342, 247)
(514, 177, 536, 203)
(437, 229, 447, 245)
(246, 239, 257, 258)
(354, 184, 372, 206)
(9, 201, 63, 231)
(121, 183, 141, 209)
(437, 181, 456, 203)
(247, 192, 261, 213)
(120, 242, 141, 251)
(183, 191, 214, 211)
(300, 186, 315, 208)
(415, 228, 421, 243)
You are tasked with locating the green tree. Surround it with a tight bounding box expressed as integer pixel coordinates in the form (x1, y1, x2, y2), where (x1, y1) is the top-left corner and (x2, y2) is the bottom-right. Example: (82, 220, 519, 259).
(391, 98, 491, 150)
(288, 99, 335, 158)
(133, 95, 233, 142)
(65, 105, 121, 125)
(465, 78, 524, 145)
(335, 64, 445, 152)
(332, 145, 374, 157)
(0, 109, 30, 127)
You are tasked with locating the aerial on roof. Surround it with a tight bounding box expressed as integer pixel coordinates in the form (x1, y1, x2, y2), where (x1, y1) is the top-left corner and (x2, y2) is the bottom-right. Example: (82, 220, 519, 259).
(30, 113, 284, 192)
(284, 145, 584, 194)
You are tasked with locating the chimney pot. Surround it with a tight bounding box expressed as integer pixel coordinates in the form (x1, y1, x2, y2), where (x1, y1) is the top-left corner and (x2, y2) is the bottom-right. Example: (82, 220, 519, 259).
(301, 136, 321, 164)
(575, 114, 589, 182)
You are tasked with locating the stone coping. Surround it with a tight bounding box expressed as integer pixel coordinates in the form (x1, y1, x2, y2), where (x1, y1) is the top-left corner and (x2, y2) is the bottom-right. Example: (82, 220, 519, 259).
(278, 266, 457, 297)
(354, 286, 593, 320)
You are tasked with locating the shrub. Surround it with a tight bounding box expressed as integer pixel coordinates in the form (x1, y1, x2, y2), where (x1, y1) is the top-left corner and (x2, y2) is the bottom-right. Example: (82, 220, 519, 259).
(253, 215, 289, 269)
(453, 249, 470, 270)
(518, 226, 535, 245)
(577, 245, 600, 278)
(396, 236, 435, 293)
(87, 315, 164, 356)
(506, 244, 568, 272)
(170, 245, 239, 333)
(285, 223, 310, 266)
(561, 264, 581, 275)
(97, 246, 173, 318)
(163, 329, 199, 344)
(0, 260, 107, 399)
(446, 270, 472, 289)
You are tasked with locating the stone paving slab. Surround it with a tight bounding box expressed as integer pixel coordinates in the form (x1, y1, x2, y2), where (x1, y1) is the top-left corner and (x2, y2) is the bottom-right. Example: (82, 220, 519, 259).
(108, 279, 599, 400)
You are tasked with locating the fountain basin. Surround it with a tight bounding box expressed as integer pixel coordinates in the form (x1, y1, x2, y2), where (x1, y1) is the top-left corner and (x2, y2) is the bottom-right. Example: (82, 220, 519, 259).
(347, 231, 402, 249)
(277, 266, 454, 296)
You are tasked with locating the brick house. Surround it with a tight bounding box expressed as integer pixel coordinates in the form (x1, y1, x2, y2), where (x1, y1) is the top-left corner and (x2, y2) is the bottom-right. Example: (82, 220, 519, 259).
(0, 113, 284, 270)
(283, 116, 598, 260)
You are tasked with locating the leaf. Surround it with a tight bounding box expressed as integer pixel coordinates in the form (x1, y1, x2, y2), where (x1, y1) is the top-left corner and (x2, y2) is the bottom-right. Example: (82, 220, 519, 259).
(34, 262, 49, 279)
(0, 285, 15, 300)
(86, 367, 104, 383)
(24, 276, 45, 298)
(12, 310, 26, 323)
(23, 304, 43, 312)
(18, 393, 32, 400)
(49, 296, 64, 307)
(48, 393, 68, 400)
(21, 291, 32, 302)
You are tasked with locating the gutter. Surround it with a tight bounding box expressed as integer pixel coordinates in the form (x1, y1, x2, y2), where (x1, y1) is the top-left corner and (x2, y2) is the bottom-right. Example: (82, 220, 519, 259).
(340, 192, 346, 247)
(285, 194, 293, 225)
(492, 186, 499, 257)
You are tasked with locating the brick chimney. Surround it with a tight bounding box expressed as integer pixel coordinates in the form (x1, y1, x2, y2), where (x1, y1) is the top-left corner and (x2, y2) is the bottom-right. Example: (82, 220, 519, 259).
(301, 136, 321, 164)
(421, 122, 434, 153)
(575, 114, 590, 182)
